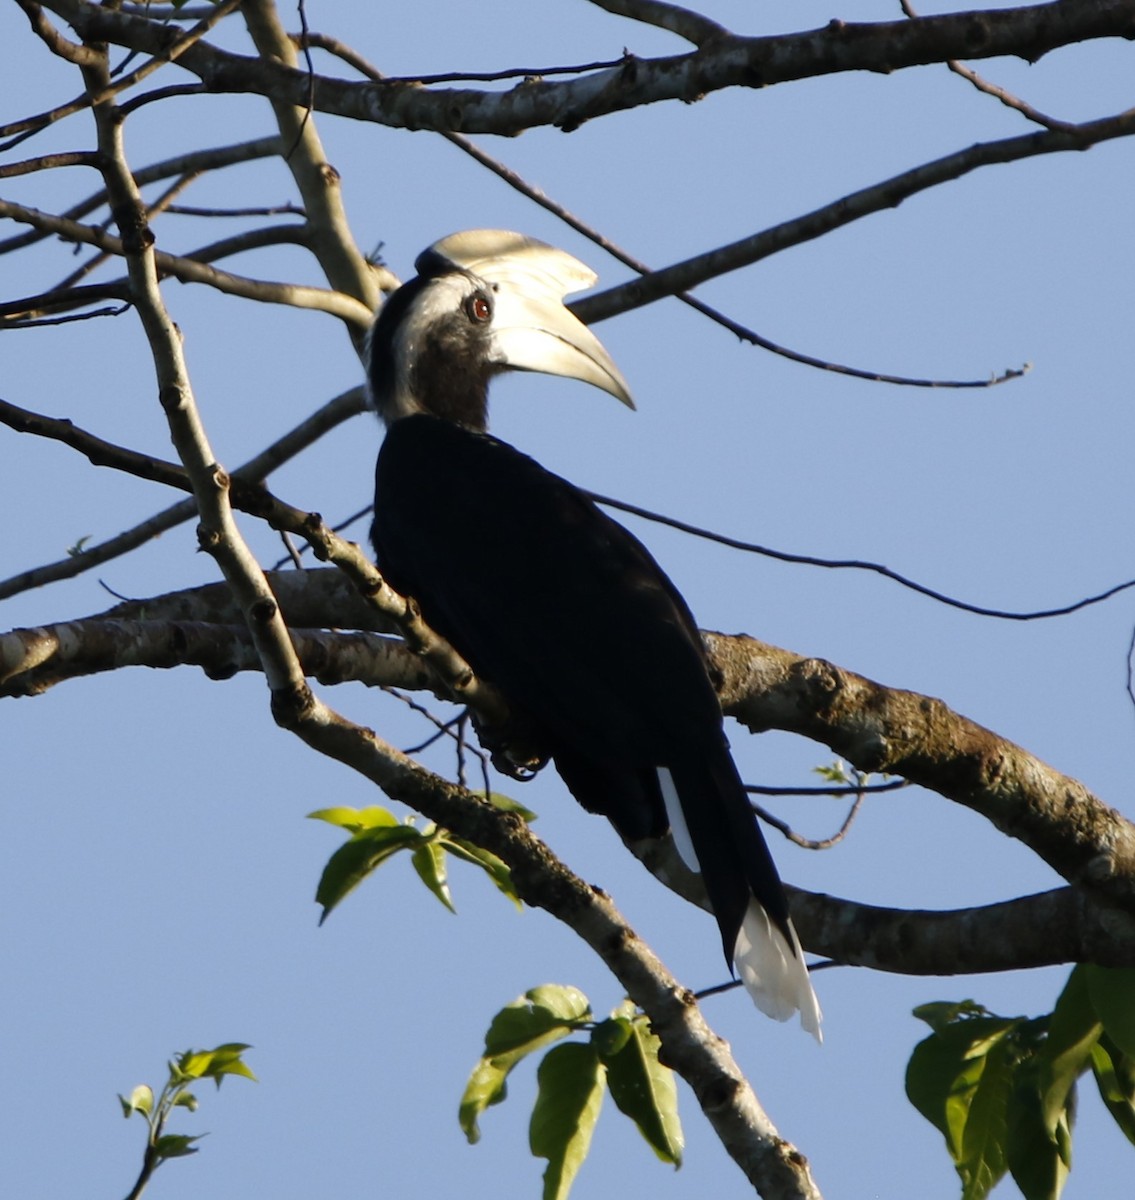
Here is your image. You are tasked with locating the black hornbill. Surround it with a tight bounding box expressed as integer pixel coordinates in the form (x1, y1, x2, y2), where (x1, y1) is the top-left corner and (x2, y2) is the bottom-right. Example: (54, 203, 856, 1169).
(366, 230, 821, 1039)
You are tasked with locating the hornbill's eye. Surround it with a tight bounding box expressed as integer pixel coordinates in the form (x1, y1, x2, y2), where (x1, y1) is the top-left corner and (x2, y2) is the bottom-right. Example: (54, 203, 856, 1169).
(466, 292, 492, 323)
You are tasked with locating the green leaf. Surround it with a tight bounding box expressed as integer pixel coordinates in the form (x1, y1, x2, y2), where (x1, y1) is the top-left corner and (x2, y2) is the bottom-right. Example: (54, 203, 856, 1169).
(590, 1016, 633, 1060)
(118, 1084, 154, 1119)
(459, 986, 592, 1144)
(912, 999, 993, 1036)
(1086, 966, 1135, 1058)
(307, 805, 401, 833)
(314, 824, 423, 922)
(1090, 1036, 1135, 1147)
(411, 840, 456, 912)
(483, 986, 592, 1057)
(459, 1057, 513, 1145)
(483, 792, 539, 822)
(957, 1033, 1014, 1200)
(813, 759, 852, 785)
(599, 1017, 683, 1166)
(905, 1011, 1017, 1157)
(1006, 1057, 1072, 1200)
(153, 1133, 201, 1161)
(1038, 967, 1101, 1134)
(439, 835, 522, 908)
(530, 1043, 606, 1200)
(176, 1043, 256, 1087)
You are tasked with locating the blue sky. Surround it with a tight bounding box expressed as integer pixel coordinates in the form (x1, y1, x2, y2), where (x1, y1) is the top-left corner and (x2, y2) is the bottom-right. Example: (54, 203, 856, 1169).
(2, 3, 1134, 1198)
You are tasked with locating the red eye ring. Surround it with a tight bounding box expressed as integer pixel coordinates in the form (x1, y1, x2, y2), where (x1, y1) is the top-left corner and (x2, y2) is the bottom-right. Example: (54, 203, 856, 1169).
(467, 293, 492, 323)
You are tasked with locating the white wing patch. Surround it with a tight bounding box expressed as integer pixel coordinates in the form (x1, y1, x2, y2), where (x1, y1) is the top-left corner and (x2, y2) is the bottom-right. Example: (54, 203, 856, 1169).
(657, 765, 699, 871)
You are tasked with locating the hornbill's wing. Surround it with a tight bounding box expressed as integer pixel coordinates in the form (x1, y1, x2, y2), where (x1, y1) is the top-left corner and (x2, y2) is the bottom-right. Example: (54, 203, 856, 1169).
(372, 414, 810, 1029)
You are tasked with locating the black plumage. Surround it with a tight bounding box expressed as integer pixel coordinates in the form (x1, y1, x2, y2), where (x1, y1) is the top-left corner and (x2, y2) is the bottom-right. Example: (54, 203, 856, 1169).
(367, 231, 820, 1037)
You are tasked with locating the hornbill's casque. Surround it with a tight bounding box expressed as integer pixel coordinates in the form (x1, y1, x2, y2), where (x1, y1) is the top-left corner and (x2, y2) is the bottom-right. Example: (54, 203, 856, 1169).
(366, 230, 821, 1039)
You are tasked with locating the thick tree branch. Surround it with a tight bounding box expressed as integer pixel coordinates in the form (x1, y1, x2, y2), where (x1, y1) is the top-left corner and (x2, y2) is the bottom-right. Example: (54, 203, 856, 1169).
(792, 886, 1135, 974)
(268, 691, 823, 1199)
(0, 394, 509, 724)
(0, 618, 429, 696)
(39, 0, 1135, 135)
(633, 829, 1135, 971)
(7, 565, 1135, 975)
(7, 597, 1135, 980)
(13, 562, 1124, 923)
(708, 632, 1135, 912)
(10, 497, 1127, 921)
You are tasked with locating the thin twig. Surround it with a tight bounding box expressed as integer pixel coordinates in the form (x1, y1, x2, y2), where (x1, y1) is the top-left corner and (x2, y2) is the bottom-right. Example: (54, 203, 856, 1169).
(0, 150, 99, 179)
(0, 136, 283, 256)
(2, 0, 242, 151)
(745, 779, 908, 798)
(586, 0, 730, 47)
(164, 202, 306, 219)
(751, 790, 867, 851)
(387, 688, 493, 785)
(1126, 623, 1135, 719)
(0, 393, 507, 726)
(898, 0, 1078, 132)
(0, 197, 372, 327)
(0, 387, 367, 599)
(300, 30, 1002, 390)
(49, 171, 201, 294)
(591, 491, 1135, 621)
(3, 302, 131, 328)
(573, 108, 1135, 328)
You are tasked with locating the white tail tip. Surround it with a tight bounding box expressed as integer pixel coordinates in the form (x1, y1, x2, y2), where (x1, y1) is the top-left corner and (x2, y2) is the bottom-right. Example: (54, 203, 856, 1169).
(733, 900, 823, 1043)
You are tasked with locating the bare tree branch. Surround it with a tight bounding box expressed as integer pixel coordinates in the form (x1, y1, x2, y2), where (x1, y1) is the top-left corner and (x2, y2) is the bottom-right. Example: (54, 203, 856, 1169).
(0, 383, 363, 601)
(572, 107, 1135, 324)
(586, 0, 730, 47)
(793, 885, 1135, 975)
(634, 825, 1135, 972)
(591, 492, 1135, 621)
(78, 32, 306, 702)
(0, 149, 98, 178)
(9, 557, 1135, 940)
(39, 0, 1135, 136)
(0, 136, 284, 256)
(7, 590, 1135, 984)
(298, 30, 1016, 390)
(13, 0, 100, 66)
(899, 0, 1079, 132)
(708, 632, 1135, 913)
(241, 0, 385, 338)
(270, 691, 825, 1199)
(4, 0, 241, 149)
(0, 618, 426, 696)
(0, 394, 511, 728)
(0, 197, 373, 326)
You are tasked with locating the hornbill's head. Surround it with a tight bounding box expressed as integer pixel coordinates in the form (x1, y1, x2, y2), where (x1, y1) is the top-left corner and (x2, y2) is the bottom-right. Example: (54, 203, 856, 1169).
(366, 230, 633, 430)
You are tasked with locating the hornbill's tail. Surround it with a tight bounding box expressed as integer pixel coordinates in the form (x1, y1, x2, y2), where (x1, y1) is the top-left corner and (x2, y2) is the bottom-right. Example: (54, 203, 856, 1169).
(658, 749, 823, 1041)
